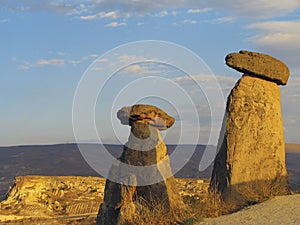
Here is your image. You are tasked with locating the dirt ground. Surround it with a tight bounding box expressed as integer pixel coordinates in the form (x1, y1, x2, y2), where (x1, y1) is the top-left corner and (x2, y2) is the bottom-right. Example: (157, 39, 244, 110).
(198, 194, 300, 225)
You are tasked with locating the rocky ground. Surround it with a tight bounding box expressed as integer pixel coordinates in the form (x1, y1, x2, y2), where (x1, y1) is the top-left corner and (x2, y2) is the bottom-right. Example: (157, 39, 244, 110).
(0, 176, 209, 224)
(1, 175, 299, 225)
(0, 176, 105, 224)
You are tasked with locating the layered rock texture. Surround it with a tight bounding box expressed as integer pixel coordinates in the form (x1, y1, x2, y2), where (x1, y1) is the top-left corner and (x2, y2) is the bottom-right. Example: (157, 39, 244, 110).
(97, 104, 185, 225)
(210, 51, 290, 208)
(225, 50, 290, 85)
(0, 176, 208, 224)
(117, 104, 175, 130)
(0, 176, 105, 221)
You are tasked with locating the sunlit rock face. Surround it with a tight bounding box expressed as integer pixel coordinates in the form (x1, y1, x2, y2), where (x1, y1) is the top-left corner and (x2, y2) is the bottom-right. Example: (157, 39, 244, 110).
(225, 50, 290, 85)
(0, 176, 105, 219)
(210, 51, 290, 208)
(0, 176, 208, 224)
(117, 104, 175, 130)
(97, 104, 185, 225)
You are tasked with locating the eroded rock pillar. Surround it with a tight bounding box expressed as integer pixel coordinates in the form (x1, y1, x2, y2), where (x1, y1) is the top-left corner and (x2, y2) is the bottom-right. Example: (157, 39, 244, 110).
(97, 104, 185, 225)
(209, 51, 290, 209)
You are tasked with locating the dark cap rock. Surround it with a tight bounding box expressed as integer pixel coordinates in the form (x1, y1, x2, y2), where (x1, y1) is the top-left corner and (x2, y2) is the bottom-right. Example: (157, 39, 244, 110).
(117, 104, 175, 130)
(225, 50, 290, 85)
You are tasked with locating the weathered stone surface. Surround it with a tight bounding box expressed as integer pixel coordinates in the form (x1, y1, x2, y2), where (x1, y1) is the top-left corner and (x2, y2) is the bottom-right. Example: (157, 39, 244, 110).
(0, 176, 208, 224)
(97, 105, 185, 225)
(117, 104, 175, 130)
(0, 176, 105, 220)
(209, 75, 290, 208)
(226, 50, 290, 85)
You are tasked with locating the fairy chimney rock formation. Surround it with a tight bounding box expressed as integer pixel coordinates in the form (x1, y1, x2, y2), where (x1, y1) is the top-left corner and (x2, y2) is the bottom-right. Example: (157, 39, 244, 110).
(97, 104, 184, 225)
(210, 50, 290, 208)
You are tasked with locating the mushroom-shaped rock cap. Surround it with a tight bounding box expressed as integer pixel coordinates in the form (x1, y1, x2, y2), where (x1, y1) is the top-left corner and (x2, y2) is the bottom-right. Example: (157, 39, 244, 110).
(226, 50, 290, 85)
(117, 104, 175, 130)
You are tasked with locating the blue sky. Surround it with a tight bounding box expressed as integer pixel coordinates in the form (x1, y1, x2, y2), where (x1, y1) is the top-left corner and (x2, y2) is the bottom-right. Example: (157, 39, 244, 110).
(1, 0, 300, 146)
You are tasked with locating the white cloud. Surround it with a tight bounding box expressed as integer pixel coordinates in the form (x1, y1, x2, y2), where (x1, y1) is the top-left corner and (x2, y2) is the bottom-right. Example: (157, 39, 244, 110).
(88, 57, 109, 70)
(96, 58, 109, 63)
(18, 53, 101, 69)
(213, 17, 235, 24)
(187, 8, 211, 14)
(182, 19, 197, 25)
(80, 10, 119, 20)
(247, 21, 300, 69)
(251, 32, 300, 48)
(174, 16, 235, 26)
(18, 58, 65, 69)
(69, 54, 100, 65)
(113, 54, 161, 75)
(105, 21, 127, 27)
(3, 1, 300, 19)
(248, 21, 300, 32)
(207, 0, 300, 18)
(80, 14, 97, 20)
(81, 54, 99, 60)
(37, 59, 65, 66)
(102, 11, 119, 19)
(17, 56, 66, 69)
(122, 64, 159, 76)
(118, 54, 156, 64)
(5, 1, 81, 15)
(154, 10, 168, 17)
(45, 2, 79, 15)
(94, 0, 300, 18)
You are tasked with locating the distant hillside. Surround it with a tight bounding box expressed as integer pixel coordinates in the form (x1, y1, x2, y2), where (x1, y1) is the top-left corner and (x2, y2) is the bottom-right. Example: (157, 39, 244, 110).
(286, 143, 300, 153)
(285, 143, 300, 191)
(0, 143, 299, 201)
(0, 144, 213, 201)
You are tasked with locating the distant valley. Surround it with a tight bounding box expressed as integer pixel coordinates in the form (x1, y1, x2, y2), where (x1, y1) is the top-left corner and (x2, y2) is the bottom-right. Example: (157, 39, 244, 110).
(0, 143, 299, 201)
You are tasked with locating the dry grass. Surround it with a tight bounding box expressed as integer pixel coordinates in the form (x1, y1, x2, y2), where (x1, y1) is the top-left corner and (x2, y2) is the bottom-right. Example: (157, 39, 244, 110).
(116, 195, 205, 225)
(235, 177, 289, 202)
(116, 178, 290, 225)
(203, 176, 291, 217)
